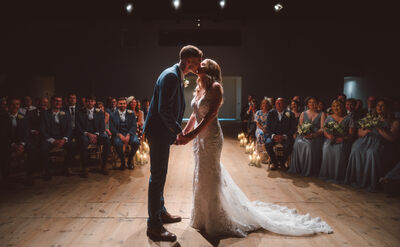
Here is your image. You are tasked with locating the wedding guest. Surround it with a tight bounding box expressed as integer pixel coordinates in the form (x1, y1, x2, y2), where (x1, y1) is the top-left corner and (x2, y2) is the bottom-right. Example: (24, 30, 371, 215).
(62, 93, 78, 138)
(240, 95, 254, 133)
(79, 96, 87, 111)
(0, 97, 8, 117)
(288, 96, 303, 111)
(247, 98, 258, 140)
(76, 96, 110, 177)
(366, 95, 377, 114)
(345, 99, 400, 191)
(265, 98, 297, 170)
(39, 95, 77, 180)
(19, 96, 37, 115)
(290, 99, 302, 126)
(142, 97, 150, 120)
(337, 94, 347, 105)
(106, 97, 117, 114)
(110, 97, 140, 170)
(288, 96, 326, 176)
(97, 101, 112, 137)
(317, 100, 326, 113)
(0, 97, 31, 182)
(355, 99, 363, 112)
(319, 100, 355, 182)
(255, 98, 271, 145)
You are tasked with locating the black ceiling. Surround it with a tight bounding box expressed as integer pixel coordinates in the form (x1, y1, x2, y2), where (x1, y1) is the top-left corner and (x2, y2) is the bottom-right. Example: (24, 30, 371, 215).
(1, 0, 398, 22)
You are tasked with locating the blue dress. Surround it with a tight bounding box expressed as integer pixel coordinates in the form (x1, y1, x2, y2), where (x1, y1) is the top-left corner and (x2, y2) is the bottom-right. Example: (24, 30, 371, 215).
(288, 112, 324, 176)
(255, 110, 268, 145)
(319, 115, 354, 182)
(345, 120, 392, 192)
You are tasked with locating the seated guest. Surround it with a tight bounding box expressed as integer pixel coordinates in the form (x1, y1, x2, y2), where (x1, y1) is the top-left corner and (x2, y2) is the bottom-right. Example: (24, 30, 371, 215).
(62, 93, 78, 139)
(110, 97, 140, 170)
(135, 100, 145, 128)
(0, 97, 31, 181)
(76, 96, 110, 177)
(255, 98, 271, 145)
(142, 97, 150, 120)
(40, 95, 77, 180)
(366, 95, 377, 114)
(288, 97, 326, 176)
(19, 96, 37, 115)
(78, 96, 87, 111)
(319, 100, 355, 182)
(265, 98, 297, 170)
(345, 99, 400, 192)
(380, 161, 400, 196)
(106, 97, 117, 114)
(346, 98, 361, 121)
(290, 99, 302, 127)
(97, 101, 112, 137)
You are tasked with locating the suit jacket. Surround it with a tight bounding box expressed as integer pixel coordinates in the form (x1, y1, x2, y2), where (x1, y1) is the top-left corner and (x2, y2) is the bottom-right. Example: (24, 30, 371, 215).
(76, 108, 105, 136)
(266, 109, 297, 140)
(143, 64, 185, 144)
(27, 108, 44, 132)
(110, 110, 137, 137)
(40, 109, 72, 140)
(0, 113, 29, 146)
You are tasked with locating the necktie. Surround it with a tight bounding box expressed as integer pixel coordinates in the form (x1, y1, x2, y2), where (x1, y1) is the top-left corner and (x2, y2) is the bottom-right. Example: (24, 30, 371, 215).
(71, 107, 75, 116)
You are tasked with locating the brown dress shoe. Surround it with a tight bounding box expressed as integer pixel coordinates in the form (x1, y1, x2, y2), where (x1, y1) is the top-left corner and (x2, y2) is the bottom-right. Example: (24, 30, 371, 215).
(146, 226, 177, 242)
(161, 211, 182, 224)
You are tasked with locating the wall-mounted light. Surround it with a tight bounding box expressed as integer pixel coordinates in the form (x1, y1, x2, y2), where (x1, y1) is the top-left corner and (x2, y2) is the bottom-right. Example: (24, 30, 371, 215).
(274, 3, 283, 12)
(173, 0, 180, 10)
(125, 3, 133, 13)
(219, 0, 226, 9)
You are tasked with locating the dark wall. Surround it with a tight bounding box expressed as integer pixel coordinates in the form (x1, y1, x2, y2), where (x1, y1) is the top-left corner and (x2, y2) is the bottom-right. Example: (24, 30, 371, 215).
(1, 18, 398, 104)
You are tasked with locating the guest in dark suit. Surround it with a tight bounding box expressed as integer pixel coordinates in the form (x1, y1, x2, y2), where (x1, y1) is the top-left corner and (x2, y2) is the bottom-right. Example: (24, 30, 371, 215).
(19, 96, 37, 116)
(142, 97, 150, 120)
(143, 45, 202, 242)
(76, 96, 111, 177)
(110, 97, 140, 170)
(265, 98, 297, 170)
(106, 97, 117, 114)
(40, 95, 77, 180)
(62, 93, 79, 139)
(0, 97, 31, 181)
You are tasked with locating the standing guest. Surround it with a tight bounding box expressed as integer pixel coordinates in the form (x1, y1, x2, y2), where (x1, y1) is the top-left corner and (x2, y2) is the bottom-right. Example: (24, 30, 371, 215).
(62, 93, 78, 138)
(288, 97, 326, 176)
(319, 100, 355, 182)
(366, 95, 377, 114)
(265, 98, 297, 170)
(19, 96, 37, 115)
(246, 98, 258, 140)
(76, 96, 110, 177)
(97, 101, 112, 137)
(240, 95, 254, 133)
(0, 97, 31, 182)
(110, 97, 140, 170)
(255, 98, 271, 145)
(345, 99, 399, 191)
(106, 97, 118, 114)
(142, 98, 150, 120)
(39, 95, 77, 180)
(290, 99, 302, 127)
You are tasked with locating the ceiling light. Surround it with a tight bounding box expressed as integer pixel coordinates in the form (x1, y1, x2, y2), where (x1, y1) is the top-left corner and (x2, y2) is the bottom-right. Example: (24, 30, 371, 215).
(125, 3, 133, 13)
(274, 3, 283, 12)
(219, 0, 226, 9)
(173, 0, 180, 10)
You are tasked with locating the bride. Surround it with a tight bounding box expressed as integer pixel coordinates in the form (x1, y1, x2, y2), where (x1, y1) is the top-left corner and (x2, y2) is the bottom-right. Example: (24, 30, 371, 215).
(177, 59, 333, 237)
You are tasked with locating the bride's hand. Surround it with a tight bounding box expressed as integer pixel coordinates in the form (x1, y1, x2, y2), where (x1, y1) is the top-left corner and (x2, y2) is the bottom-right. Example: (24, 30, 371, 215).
(177, 133, 191, 145)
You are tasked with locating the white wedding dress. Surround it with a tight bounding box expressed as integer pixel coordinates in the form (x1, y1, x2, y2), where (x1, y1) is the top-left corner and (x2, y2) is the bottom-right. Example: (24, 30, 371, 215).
(189, 92, 333, 237)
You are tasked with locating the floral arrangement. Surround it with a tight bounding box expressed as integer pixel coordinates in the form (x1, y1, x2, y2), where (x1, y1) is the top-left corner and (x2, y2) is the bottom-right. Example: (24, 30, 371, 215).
(297, 122, 314, 136)
(183, 79, 190, 88)
(324, 121, 345, 137)
(357, 113, 382, 130)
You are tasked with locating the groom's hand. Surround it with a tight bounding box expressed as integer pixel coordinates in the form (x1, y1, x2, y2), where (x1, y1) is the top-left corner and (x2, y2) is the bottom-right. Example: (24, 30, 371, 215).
(176, 133, 191, 145)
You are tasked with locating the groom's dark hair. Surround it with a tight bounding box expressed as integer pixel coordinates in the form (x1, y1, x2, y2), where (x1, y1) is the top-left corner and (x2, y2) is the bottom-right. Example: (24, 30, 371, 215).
(179, 45, 203, 60)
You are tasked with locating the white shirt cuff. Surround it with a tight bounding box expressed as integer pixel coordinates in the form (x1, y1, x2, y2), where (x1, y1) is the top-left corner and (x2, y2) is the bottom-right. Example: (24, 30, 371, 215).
(47, 138, 55, 144)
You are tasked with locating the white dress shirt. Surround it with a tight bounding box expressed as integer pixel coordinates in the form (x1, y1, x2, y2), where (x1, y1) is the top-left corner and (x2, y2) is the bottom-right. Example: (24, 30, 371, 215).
(118, 110, 127, 122)
(47, 110, 68, 144)
(10, 113, 18, 128)
(87, 108, 94, 120)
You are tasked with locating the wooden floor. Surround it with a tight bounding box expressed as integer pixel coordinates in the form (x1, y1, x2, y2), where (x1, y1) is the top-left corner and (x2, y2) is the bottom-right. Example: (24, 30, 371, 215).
(1, 127, 400, 246)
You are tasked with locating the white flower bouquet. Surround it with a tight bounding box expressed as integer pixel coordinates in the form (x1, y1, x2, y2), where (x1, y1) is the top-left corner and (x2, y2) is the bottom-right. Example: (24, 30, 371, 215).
(357, 113, 382, 130)
(297, 122, 314, 136)
(324, 121, 345, 137)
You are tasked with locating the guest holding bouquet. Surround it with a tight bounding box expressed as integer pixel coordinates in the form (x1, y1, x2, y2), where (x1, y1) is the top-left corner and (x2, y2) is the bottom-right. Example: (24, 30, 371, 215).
(345, 99, 399, 191)
(288, 97, 326, 176)
(319, 100, 355, 182)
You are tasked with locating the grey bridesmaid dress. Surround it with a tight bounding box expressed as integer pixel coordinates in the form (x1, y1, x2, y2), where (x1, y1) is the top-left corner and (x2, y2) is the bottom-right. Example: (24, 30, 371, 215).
(288, 112, 323, 176)
(345, 120, 392, 192)
(319, 115, 354, 182)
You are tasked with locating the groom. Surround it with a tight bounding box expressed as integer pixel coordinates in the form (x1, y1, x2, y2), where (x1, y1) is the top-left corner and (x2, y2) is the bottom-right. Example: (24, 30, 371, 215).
(143, 45, 202, 242)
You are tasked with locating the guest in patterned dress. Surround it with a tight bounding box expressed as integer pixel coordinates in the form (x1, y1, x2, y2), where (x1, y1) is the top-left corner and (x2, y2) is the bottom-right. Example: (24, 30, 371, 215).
(319, 100, 355, 182)
(288, 97, 326, 176)
(255, 98, 271, 145)
(345, 99, 399, 192)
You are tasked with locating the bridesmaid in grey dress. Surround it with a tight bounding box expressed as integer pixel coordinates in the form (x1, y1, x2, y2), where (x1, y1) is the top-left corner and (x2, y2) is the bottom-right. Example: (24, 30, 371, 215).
(319, 99, 355, 182)
(288, 97, 326, 176)
(345, 99, 400, 192)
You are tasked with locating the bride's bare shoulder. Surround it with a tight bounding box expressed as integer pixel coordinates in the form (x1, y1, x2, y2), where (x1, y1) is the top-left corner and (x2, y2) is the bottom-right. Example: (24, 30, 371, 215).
(210, 82, 223, 95)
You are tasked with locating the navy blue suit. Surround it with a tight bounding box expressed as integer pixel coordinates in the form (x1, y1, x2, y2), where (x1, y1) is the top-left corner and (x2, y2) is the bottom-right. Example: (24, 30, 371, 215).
(76, 108, 111, 168)
(110, 110, 140, 166)
(265, 109, 297, 166)
(0, 113, 30, 177)
(39, 109, 78, 173)
(143, 64, 185, 228)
